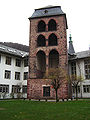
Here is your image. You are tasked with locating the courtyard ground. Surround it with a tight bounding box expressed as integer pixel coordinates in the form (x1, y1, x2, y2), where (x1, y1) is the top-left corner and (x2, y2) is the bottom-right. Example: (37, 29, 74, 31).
(0, 100, 90, 120)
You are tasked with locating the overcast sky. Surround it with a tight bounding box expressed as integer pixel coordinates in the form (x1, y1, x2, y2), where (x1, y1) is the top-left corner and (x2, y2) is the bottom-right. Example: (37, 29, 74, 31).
(0, 0, 90, 52)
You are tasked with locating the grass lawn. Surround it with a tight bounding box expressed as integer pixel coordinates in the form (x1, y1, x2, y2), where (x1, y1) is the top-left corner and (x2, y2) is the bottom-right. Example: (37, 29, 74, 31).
(0, 100, 90, 120)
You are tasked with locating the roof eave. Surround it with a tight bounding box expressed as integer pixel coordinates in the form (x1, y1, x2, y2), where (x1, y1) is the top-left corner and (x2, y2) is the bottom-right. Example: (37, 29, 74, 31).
(28, 14, 68, 29)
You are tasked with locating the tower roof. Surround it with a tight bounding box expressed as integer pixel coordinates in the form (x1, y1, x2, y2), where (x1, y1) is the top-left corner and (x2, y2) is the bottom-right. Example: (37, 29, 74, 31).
(68, 34, 75, 54)
(29, 5, 65, 19)
(29, 5, 68, 29)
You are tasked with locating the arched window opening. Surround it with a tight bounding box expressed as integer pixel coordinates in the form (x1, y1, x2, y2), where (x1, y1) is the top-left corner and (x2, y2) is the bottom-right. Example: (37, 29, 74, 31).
(36, 51, 46, 78)
(49, 50, 59, 68)
(37, 35, 46, 47)
(38, 20, 46, 32)
(48, 19, 56, 31)
(48, 33, 57, 46)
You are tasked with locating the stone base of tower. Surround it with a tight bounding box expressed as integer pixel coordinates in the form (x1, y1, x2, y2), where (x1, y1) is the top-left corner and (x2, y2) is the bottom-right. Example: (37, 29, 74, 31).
(27, 78, 68, 100)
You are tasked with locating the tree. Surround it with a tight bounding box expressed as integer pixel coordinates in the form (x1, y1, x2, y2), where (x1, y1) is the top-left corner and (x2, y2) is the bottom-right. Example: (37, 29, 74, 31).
(69, 74, 83, 100)
(44, 68, 67, 102)
(16, 82, 23, 99)
(69, 60, 84, 100)
(11, 82, 24, 99)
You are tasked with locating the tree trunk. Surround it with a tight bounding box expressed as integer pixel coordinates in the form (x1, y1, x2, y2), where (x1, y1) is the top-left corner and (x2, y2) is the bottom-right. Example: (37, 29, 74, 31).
(55, 89, 58, 102)
(80, 82, 82, 98)
(76, 85, 78, 100)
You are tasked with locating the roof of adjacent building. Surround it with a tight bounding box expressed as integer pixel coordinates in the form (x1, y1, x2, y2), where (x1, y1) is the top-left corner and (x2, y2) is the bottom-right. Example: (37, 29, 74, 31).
(0, 42, 29, 52)
(69, 50, 90, 60)
(76, 50, 90, 59)
(0, 43, 29, 58)
(29, 5, 65, 19)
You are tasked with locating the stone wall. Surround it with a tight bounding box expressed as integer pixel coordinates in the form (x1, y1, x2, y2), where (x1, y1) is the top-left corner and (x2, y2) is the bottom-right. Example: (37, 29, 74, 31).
(28, 15, 68, 99)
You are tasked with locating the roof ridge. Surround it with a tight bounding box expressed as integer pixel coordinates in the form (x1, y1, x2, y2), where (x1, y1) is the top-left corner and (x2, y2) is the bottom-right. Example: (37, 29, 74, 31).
(0, 43, 28, 53)
(35, 5, 61, 10)
(0, 42, 29, 52)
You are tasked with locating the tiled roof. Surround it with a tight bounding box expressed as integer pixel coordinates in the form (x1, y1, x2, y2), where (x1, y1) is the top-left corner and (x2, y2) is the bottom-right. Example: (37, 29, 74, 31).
(29, 6, 65, 19)
(0, 43, 29, 57)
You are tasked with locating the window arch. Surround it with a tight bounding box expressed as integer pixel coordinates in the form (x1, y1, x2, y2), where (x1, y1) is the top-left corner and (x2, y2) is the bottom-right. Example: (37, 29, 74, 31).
(49, 49, 59, 68)
(38, 20, 46, 32)
(48, 33, 57, 46)
(36, 50, 46, 78)
(37, 35, 46, 47)
(48, 19, 56, 31)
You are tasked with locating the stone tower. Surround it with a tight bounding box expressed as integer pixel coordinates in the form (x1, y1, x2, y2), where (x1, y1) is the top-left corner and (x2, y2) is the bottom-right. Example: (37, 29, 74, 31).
(28, 6, 68, 99)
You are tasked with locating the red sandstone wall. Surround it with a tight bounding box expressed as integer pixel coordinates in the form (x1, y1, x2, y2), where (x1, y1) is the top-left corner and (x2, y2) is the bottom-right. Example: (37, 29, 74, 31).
(27, 78, 68, 99)
(28, 15, 68, 99)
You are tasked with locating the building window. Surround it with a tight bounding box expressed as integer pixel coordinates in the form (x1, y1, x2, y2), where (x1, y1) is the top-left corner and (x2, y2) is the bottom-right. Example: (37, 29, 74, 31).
(16, 59, 21, 67)
(24, 72, 28, 80)
(22, 86, 27, 93)
(36, 50, 46, 78)
(83, 85, 90, 93)
(71, 62, 76, 75)
(38, 20, 46, 32)
(24, 58, 28, 67)
(5, 70, 11, 79)
(15, 72, 20, 80)
(48, 19, 56, 31)
(37, 35, 46, 47)
(72, 86, 80, 93)
(6, 56, 11, 65)
(49, 50, 59, 68)
(0, 84, 9, 93)
(84, 59, 90, 79)
(12, 85, 21, 93)
(48, 33, 57, 46)
(43, 86, 50, 97)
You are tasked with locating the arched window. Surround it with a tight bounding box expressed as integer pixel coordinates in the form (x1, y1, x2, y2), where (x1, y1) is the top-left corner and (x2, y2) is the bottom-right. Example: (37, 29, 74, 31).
(38, 20, 46, 32)
(48, 19, 56, 31)
(36, 51, 46, 78)
(49, 49, 59, 68)
(48, 33, 57, 46)
(37, 35, 46, 47)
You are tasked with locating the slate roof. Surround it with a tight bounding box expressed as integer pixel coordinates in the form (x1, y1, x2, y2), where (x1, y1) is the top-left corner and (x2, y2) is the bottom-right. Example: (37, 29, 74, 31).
(0, 43, 29, 58)
(68, 35, 75, 54)
(76, 50, 90, 59)
(0, 42, 29, 52)
(68, 41, 75, 54)
(29, 5, 65, 19)
(69, 50, 90, 60)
